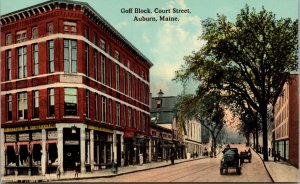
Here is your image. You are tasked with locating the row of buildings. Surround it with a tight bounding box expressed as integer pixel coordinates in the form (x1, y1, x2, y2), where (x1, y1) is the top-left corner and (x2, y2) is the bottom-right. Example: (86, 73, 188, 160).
(0, 0, 205, 176)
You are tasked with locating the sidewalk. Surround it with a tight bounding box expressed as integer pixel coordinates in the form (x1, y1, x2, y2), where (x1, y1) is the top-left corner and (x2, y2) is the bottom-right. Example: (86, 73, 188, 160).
(1, 156, 206, 183)
(256, 152, 299, 182)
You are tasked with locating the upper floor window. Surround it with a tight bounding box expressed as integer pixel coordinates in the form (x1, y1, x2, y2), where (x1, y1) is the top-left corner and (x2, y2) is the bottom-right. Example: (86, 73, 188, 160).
(94, 49, 98, 80)
(32, 44, 39, 75)
(47, 22, 53, 35)
(6, 33, 12, 45)
(123, 106, 126, 127)
(128, 72, 131, 97)
(93, 32, 97, 45)
(63, 21, 76, 33)
(18, 46, 27, 79)
(16, 30, 27, 43)
(116, 103, 121, 126)
(84, 26, 89, 39)
(64, 88, 77, 116)
(6, 50, 11, 80)
(114, 50, 119, 61)
(85, 44, 89, 76)
(48, 88, 55, 117)
(95, 94, 99, 120)
(85, 90, 90, 118)
(109, 99, 112, 124)
(128, 108, 132, 128)
(107, 44, 111, 55)
(64, 39, 77, 73)
(18, 92, 28, 120)
(102, 96, 106, 123)
(101, 55, 106, 83)
(7, 94, 12, 121)
(100, 39, 105, 51)
(31, 27, 38, 39)
(33, 91, 39, 119)
(47, 40, 54, 73)
(116, 65, 120, 91)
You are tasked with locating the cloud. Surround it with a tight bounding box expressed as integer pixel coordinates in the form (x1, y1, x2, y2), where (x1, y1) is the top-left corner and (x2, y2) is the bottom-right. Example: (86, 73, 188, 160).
(149, 0, 205, 96)
(116, 21, 128, 29)
(142, 32, 150, 43)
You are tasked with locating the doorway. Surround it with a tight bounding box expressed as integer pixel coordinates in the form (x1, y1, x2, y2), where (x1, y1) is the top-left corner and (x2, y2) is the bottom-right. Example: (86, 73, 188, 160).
(63, 127, 80, 171)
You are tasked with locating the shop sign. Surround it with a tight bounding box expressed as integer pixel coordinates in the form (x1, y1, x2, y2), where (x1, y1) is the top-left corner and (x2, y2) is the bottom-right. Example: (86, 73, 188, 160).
(87, 125, 113, 133)
(19, 133, 30, 141)
(5, 134, 16, 142)
(32, 132, 42, 140)
(65, 140, 79, 145)
(47, 130, 57, 139)
(4, 124, 55, 132)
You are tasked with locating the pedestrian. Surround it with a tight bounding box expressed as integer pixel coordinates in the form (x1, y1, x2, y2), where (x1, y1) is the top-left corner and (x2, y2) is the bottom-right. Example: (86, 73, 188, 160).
(268, 148, 271, 156)
(75, 161, 80, 178)
(171, 145, 175, 165)
(56, 164, 61, 179)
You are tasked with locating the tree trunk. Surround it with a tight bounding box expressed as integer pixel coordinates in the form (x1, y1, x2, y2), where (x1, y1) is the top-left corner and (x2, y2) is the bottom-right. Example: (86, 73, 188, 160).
(252, 132, 256, 149)
(261, 103, 269, 161)
(255, 120, 259, 152)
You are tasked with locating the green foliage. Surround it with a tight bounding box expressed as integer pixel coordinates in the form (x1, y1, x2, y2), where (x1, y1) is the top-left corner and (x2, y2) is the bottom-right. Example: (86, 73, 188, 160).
(174, 5, 298, 160)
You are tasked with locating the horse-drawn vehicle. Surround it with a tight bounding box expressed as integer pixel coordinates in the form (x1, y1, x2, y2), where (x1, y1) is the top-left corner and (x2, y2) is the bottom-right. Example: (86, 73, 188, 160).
(240, 149, 252, 164)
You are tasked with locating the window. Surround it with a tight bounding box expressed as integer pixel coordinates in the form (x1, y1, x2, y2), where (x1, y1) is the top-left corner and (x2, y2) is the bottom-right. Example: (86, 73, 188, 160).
(47, 22, 53, 34)
(114, 50, 119, 61)
(128, 72, 131, 97)
(109, 61, 112, 86)
(48, 89, 55, 117)
(64, 88, 77, 116)
(101, 54, 106, 83)
(128, 108, 132, 128)
(48, 40, 54, 73)
(6, 50, 11, 80)
(64, 39, 77, 73)
(7, 94, 12, 121)
(18, 46, 27, 79)
(102, 97, 106, 122)
(123, 106, 126, 127)
(95, 94, 99, 120)
(18, 92, 28, 120)
(86, 90, 90, 118)
(133, 110, 136, 128)
(85, 44, 89, 76)
(32, 27, 38, 39)
(107, 44, 111, 55)
(6, 33, 12, 45)
(109, 99, 112, 124)
(84, 26, 89, 39)
(33, 91, 39, 119)
(116, 103, 120, 126)
(16, 30, 26, 43)
(116, 65, 120, 91)
(32, 44, 39, 75)
(156, 99, 162, 108)
(94, 49, 98, 80)
(132, 77, 135, 98)
(93, 32, 97, 44)
(100, 39, 105, 51)
(64, 21, 76, 33)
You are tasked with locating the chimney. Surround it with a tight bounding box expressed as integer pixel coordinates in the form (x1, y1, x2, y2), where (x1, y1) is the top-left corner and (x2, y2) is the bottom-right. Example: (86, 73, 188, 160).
(158, 89, 164, 97)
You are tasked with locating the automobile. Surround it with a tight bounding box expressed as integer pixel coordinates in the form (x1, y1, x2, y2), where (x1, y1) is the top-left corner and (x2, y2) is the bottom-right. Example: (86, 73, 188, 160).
(220, 148, 241, 175)
(240, 149, 252, 164)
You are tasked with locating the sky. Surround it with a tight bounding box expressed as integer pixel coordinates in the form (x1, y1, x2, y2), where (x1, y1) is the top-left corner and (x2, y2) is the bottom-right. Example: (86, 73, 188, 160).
(0, 0, 298, 97)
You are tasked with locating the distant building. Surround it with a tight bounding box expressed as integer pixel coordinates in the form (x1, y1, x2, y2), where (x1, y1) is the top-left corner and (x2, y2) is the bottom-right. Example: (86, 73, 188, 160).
(150, 90, 202, 159)
(273, 74, 298, 168)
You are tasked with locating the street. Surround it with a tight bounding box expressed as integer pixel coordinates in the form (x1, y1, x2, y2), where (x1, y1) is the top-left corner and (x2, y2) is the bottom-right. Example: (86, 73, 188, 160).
(65, 144, 272, 182)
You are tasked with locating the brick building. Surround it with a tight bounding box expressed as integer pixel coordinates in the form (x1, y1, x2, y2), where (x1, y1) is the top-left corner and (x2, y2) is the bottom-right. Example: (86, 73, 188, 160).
(0, 0, 152, 176)
(273, 74, 298, 168)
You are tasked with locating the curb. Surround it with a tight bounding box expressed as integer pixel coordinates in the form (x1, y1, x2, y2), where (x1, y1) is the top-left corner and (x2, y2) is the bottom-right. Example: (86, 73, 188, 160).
(253, 148, 275, 183)
(2, 157, 208, 183)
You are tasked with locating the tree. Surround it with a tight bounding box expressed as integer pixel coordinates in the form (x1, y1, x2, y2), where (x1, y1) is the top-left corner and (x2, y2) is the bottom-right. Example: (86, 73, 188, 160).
(176, 91, 226, 157)
(175, 5, 298, 160)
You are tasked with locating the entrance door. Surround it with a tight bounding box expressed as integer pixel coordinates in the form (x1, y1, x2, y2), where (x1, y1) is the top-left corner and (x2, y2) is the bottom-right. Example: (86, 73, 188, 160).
(117, 135, 121, 166)
(63, 128, 80, 171)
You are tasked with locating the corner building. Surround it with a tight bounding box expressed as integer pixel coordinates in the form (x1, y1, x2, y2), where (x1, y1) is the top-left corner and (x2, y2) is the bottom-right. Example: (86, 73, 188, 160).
(0, 0, 152, 176)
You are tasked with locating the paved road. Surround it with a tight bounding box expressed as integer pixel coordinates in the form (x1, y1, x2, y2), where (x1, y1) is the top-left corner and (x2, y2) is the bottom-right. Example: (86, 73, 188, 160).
(65, 144, 272, 182)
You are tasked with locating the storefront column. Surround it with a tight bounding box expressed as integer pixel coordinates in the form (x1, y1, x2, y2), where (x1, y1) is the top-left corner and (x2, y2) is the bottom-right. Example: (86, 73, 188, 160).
(1, 129, 5, 176)
(41, 129, 46, 176)
(113, 132, 117, 162)
(57, 127, 64, 174)
(149, 139, 152, 162)
(80, 128, 86, 173)
(90, 130, 94, 171)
